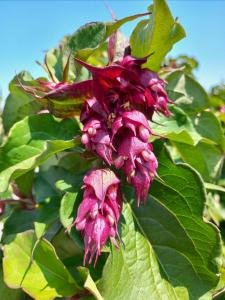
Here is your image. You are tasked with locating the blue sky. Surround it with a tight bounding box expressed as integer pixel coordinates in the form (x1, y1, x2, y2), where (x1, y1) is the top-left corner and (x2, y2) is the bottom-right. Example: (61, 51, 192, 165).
(0, 0, 225, 99)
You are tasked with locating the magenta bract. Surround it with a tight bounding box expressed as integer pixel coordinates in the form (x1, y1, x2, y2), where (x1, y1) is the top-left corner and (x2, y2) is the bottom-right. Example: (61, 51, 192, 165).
(81, 117, 113, 165)
(112, 110, 151, 142)
(115, 135, 158, 205)
(74, 169, 122, 265)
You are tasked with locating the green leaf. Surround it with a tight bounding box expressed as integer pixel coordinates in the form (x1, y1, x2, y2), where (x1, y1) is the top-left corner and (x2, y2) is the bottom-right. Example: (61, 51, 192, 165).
(130, 0, 185, 71)
(152, 106, 224, 147)
(105, 13, 150, 38)
(0, 269, 26, 300)
(69, 22, 108, 71)
(194, 111, 225, 150)
(52, 229, 82, 260)
(45, 41, 76, 83)
(33, 167, 63, 203)
(165, 55, 199, 76)
(3, 166, 82, 239)
(14, 170, 34, 197)
(99, 203, 188, 300)
(70, 13, 150, 66)
(152, 106, 203, 145)
(3, 230, 37, 289)
(69, 22, 106, 55)
(60, 191, 79, 229)
(3, 199, 59, 238)
(99, 146, 222, 300)
(175, 142, 224, 182)
(60, 191, 83, 250)
(0, 114, 80, 193)
(2, 72, 42, 133)
(77, 267, 104, 300)
(58, 151, 94, 173)
(3, 230, 81, 299)
(33, 165, 82, 203)
(166, 71, 209, 114)
(42, 13, 151, 83)
(0, 116, 4, 146)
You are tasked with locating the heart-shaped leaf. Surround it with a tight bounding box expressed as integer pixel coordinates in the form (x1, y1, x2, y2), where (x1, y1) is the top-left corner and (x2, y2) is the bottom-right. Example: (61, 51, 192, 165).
(98, 146, 222, 300)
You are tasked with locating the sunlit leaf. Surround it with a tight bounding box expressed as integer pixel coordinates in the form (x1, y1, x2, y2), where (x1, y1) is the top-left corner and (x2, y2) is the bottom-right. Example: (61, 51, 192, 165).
(2, 72, 42, 132)
(99, 146, 222, 300)
(130, 0, 185, 71)
(0, 114, 80, 193)
(3, 230, 81, 299)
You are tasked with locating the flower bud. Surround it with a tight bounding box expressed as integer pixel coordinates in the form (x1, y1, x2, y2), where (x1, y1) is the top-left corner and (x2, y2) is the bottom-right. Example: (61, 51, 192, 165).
(107, 215, 115, 226)
(114, 155, 125, 169)
(88, 127, 96, 136)
(81, 133, 89, 145)
(139, 125, 150, 142)
(141, 150, 152, 161)
(82, 117, 113, 165)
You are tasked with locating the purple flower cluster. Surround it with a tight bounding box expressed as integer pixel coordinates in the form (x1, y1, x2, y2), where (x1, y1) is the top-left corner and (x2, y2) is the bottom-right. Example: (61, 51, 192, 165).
(72, 55, 170, 263)
(78, 55, 169, 204)
(24, 54, 171, 264)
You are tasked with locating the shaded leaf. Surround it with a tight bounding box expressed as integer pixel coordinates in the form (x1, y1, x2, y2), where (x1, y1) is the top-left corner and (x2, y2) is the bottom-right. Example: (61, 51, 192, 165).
(52, 229, 82, 261)
(43, 80, 93, 118)
(205, 193, 225, 226)
(58, 151, 94, 173)
(33, 165, 82, 203)
(3, 199, 59, 238)
(14, 170, 34, 198)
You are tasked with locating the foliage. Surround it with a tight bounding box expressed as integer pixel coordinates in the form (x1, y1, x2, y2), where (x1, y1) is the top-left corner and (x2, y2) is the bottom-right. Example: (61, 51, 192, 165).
(0, 1, 224, 300)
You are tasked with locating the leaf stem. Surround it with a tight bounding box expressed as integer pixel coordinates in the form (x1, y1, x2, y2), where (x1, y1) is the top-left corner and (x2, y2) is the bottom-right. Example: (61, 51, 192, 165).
(213, 287, 225, 299)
